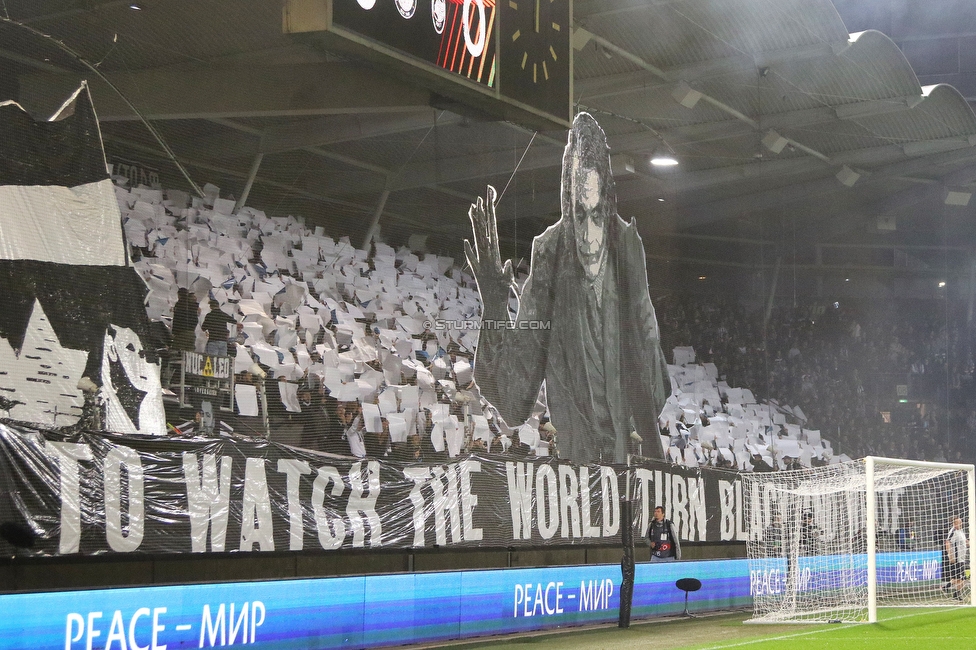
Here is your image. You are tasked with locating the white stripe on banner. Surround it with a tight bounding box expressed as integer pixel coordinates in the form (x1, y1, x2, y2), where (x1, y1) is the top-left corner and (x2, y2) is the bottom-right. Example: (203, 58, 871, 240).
(0, 178, 126, 265)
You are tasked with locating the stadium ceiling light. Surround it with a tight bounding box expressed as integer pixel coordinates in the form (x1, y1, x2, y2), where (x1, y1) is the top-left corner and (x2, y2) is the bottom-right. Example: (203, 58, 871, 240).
(671, 81, 702, 109)
(945, 190, 972, 206)
(761, 129, 789, 154)
(650, 148, 679, 167)
(835, 165, 860, 187)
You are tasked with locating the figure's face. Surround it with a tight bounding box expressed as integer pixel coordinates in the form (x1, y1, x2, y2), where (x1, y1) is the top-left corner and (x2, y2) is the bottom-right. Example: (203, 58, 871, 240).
(572, 162, 607, 281)
(200, 402, 214, 430)
(653, 507, 664, 521)
(954, 517, 963, 530)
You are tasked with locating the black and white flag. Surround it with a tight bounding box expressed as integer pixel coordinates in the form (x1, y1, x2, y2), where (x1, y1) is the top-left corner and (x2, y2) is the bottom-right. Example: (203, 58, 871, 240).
(0, 84, 165, 434)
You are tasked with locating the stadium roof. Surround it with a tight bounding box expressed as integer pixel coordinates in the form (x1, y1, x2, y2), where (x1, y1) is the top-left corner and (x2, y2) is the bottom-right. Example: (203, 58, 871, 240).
(2, 0, 976, 255)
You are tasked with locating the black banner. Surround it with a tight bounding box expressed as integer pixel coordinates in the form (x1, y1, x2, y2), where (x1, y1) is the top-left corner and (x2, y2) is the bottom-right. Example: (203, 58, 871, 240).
(0, 423, 745, 556)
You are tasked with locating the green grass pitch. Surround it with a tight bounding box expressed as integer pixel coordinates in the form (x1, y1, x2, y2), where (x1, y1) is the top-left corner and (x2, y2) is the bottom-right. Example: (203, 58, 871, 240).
(446, 607, 976, 650)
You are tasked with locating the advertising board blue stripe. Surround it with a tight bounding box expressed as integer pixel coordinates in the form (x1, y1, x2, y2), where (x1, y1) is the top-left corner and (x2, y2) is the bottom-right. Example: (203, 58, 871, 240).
(0, 553, 951, 649)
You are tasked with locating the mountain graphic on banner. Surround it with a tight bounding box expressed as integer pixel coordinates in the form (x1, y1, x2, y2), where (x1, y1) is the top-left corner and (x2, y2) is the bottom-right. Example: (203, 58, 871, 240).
(0, 84, 165, 434)
(0, 299, 87, 426)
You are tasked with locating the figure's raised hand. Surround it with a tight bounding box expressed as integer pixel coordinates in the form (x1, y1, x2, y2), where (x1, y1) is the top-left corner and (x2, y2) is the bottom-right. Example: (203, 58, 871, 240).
(464, 185, 515, 314)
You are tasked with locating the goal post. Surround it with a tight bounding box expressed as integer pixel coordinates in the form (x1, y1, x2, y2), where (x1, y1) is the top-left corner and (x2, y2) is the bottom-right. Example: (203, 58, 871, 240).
(866, 457, 976, 623)
(744, 456, 975, 624)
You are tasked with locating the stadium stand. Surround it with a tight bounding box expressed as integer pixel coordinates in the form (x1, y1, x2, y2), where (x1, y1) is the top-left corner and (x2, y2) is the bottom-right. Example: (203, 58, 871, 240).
(118, 179, 838, 471)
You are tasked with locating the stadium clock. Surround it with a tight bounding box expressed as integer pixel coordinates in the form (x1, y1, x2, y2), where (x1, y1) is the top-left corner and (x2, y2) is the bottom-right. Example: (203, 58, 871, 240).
(504, 0, 563, 85)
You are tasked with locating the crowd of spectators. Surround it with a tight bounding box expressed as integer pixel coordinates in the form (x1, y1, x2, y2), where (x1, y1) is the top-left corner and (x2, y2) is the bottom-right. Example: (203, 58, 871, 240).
(119, 177, 975, 469)
(658, 295, 975, 465)
(120, 181, 554, 464)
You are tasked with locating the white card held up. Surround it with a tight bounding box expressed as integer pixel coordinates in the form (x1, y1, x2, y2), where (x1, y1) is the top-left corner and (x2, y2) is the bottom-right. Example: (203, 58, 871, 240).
(235, 384, 260, 417)
(355, 378, 377, 401)
(420, 387, 437, 409)
(250, 341, 281, 370)
(322, 368, 344, 394)
(234, 346, 254, 373)
(672, 346, 696, 366)
(445, 415, 462, 457)
(453, 359, 473, 386)
(378, 388, 399, 416)
(430, 421, 445, 452)
(361, 403, 383, 433)
(431, 356, 449, 380)
(333, 382, 360, 402)
(279, 382, 301, 413)
(399, 385, 420, 411)
(518, 424, 539, 448)
(472, 415, 491, 443)
(437, 379, 457, 400)
(416, 366, 435, 390)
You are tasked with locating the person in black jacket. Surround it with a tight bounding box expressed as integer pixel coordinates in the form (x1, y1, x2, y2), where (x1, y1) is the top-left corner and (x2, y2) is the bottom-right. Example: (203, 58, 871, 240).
(201, 299, 237, 357)
(648, 506, 681, 562)
(764, 513, 784, 557)
(799, 511, 821, 555)
(171, 288, 199, 351)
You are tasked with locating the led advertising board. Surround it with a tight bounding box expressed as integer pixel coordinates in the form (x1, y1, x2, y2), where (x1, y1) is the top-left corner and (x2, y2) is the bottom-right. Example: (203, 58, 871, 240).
(0, 553, 939, 649)
(0, 559, 749, 649)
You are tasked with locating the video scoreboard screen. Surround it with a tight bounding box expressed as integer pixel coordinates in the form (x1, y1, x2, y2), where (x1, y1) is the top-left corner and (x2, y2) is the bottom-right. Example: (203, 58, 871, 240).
(285, 0, 571, 127)
(332, 0, 499, 87)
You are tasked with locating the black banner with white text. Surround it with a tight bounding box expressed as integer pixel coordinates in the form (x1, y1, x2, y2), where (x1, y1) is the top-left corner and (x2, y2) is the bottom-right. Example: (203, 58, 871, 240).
(0, 423, 746, 556)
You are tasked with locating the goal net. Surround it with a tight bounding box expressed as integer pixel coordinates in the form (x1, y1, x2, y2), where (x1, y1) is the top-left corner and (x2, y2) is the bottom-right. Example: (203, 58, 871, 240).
(743, 457, 975, 623)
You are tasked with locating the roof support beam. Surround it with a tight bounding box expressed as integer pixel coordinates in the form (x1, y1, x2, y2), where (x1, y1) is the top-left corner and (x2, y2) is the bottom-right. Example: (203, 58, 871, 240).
(671, 146, 976, 228)
(575, 28, 838, 164)
(575, 0, 684, 19)
(0, 48, 69, 75)
(576, 42, 850, 101)
(17, 0, 131, 24)
(18, 63, 431, 122)
(578, 95, 921, 154)
(473, 133, 976, 228)
(100, 134, 431, 228)
(668, 42, 850, 83)
(211, 118, 476, 203)
(258, 110, 462, 154)
(393, 145, 565, 191)
(496, 138, 976, 224)
(613, 135, 976, 208)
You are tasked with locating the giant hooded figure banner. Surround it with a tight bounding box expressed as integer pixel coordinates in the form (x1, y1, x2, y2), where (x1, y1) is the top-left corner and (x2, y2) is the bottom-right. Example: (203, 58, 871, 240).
(0, 84, 165, 434)
(465, 112, 670, 465)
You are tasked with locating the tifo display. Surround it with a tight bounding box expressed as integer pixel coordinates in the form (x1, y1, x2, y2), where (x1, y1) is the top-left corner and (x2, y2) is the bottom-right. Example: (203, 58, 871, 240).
(0, 89, 830, 476)
(0, 78, 971, 645)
